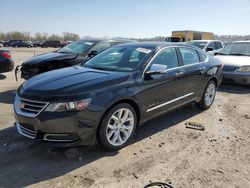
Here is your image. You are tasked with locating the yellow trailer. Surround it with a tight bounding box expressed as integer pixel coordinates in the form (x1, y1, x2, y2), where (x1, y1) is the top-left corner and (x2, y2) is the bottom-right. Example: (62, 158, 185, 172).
(166, 30, 214, 42)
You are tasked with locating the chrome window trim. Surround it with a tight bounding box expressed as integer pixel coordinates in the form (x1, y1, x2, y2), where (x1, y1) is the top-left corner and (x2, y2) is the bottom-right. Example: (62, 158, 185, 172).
(142, 46, 209, 78)
(146, 92, 194, 112)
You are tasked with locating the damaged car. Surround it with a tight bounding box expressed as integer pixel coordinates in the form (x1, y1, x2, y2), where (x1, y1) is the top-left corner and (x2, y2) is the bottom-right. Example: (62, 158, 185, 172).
(14, 42, 223, 150)
(215, 41, 250, 85)
(15, 39, 134, 80)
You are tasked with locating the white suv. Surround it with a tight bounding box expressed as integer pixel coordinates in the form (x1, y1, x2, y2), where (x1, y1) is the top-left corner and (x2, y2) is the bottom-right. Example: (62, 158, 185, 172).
(188, 40, 224, 55)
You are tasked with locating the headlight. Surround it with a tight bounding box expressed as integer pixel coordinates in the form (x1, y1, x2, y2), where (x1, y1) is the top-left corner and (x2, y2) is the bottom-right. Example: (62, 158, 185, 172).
(237, 66, 250, 72)
(45, 98, 92, 112)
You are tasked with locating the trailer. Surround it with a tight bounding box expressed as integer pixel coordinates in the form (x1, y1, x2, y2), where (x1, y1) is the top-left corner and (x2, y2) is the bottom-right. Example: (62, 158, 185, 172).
(166, 30, 214, 42)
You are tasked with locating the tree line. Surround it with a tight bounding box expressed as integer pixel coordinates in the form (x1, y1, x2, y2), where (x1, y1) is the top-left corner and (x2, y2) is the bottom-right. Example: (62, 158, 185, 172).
(0, 31, 80, 41)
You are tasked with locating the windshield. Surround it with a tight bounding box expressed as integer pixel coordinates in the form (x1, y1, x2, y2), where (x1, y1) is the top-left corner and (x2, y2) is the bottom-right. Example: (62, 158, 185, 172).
(83, 46, 152, 72)
(58, 41, 95, 54)
(219, 42, 250, 56)
(188, 41, 208, 49)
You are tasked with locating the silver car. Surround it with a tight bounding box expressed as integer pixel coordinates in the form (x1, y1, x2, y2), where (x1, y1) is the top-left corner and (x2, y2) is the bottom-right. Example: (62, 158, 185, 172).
(188, 40, 224, 55)
(215, 41, 250, 85)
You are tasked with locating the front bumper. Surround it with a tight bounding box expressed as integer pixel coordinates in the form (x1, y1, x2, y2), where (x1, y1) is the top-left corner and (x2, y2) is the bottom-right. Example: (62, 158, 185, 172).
(223, 71, 250, 85)
(14, 96, 99, 146)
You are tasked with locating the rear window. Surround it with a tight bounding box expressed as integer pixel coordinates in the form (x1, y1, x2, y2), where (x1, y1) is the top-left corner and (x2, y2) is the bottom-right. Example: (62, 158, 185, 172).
(179, 48, 200, 65)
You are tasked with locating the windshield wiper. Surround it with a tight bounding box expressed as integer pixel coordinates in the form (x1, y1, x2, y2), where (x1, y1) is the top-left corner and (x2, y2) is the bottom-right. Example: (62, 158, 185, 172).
(215, 52, 228, 55)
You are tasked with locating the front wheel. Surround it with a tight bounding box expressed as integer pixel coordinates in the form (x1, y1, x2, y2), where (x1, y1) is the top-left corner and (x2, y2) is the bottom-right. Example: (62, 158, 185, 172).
(98, 103, 137, 150)
(198, 80, 216, 109)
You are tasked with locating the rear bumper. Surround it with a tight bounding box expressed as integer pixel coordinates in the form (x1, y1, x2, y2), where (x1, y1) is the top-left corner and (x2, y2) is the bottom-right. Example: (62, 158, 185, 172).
(223, 71, 250, 85)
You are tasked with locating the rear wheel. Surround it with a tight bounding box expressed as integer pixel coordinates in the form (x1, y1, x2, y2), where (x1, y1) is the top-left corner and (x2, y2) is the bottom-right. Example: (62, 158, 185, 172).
(98, 103, 137, 150)
(198, 80, 216, 109)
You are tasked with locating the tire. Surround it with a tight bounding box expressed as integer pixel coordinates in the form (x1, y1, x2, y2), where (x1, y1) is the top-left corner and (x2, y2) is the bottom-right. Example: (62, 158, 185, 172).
(198, 80, 216, 109)
(98, 103, 137, 151)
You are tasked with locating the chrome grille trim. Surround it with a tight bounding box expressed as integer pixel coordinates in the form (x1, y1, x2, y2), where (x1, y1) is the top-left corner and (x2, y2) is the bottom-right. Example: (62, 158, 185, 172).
(16, 122, 37, 139)
(14, 95, 49, 117)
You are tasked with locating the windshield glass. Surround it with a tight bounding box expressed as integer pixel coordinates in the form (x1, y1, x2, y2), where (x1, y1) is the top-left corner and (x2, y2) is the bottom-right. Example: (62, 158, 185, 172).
(188, 41, 208, 49)
(83, 46, 152, 72)
(219, 42, 250, 56)
(58, 41, 94, 54)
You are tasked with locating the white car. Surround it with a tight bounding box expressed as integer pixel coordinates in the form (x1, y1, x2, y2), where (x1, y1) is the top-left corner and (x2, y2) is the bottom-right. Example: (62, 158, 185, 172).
(188, 40, 224, 55)
(214, 41, 250, 85)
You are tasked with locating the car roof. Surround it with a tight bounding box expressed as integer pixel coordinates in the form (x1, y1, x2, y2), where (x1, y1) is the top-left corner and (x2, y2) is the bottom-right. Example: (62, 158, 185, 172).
(189, 40, 222, 42)
(116, 42, 200, 50)
(233, 40, 250, 43)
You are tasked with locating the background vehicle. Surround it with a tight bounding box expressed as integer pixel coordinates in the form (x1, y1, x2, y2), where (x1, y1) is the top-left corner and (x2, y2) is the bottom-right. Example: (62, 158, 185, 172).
(32, 41, 43, 47)
(11, 41, 33, 48)
(14, 42, 223, 150)
(215, 41, 250, 85)
(16, 39, 134, 80)
(188, 40, 224, 55)
(0, 50, 14, 73)
(3, 40, 22, 47)
(40, 40, 63, 48)
(166, 30, 214, 42)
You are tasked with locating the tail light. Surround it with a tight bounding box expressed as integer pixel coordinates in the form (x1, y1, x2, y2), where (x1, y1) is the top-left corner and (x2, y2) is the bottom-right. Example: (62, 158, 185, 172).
(1, 51, 11, 58)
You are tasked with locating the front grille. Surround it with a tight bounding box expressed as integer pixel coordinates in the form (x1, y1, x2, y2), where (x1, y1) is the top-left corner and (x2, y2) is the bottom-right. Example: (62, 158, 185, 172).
(14, 96, 48, 117)
(20, 98, 47, 115)
(16, 122, 37, 139)
(223, 65, 239, 72)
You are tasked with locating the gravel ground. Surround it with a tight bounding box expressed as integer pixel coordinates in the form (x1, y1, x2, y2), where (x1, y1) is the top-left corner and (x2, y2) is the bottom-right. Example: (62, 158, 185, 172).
(0, 48, 249, 188)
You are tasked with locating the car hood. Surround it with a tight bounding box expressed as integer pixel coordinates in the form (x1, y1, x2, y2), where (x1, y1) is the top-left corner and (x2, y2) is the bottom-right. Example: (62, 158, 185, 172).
(19, 66, 130, 101)
(215, 55, 250, 66)
(23, 52, 78, 66)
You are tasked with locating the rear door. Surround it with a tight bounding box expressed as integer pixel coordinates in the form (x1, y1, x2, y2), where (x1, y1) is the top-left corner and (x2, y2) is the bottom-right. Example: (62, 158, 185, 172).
(177, 47, 204, 99)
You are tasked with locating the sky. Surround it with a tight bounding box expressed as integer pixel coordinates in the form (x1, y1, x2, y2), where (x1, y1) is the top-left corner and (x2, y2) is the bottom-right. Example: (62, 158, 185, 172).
(0, 0, 250, 38)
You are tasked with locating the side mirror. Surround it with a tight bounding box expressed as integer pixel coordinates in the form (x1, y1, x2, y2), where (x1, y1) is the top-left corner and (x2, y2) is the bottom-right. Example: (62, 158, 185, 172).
(206, 47, 214, 52)
(88, 50, 98, 57)
(145, 64, 168, 76)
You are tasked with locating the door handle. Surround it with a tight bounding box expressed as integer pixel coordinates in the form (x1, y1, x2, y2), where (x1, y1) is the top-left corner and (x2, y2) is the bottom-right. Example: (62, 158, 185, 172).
(175, 72, 184, 77)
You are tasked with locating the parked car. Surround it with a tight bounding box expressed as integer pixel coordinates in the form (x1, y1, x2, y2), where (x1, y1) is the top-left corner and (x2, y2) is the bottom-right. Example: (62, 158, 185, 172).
(14, 42, 223, 150)
(215, 41, 250, 85)
(40, 40, 63, 48)
(11, 41, 33, 48)
(0, 41, 4, 48)
(188, 40, 224, 55)
(32, 41, 43, 47)
(4, 40, 22, 47)
(15, 39, 134, 80)
(0, 50, 14, 73)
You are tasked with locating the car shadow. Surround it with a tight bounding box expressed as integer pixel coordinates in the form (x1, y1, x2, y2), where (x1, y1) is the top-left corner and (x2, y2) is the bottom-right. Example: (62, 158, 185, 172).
(0, 89, 16, 104)
(218, 83, 250, 94)
(0, 103, 202, 187)
(0, 74, 7, 80)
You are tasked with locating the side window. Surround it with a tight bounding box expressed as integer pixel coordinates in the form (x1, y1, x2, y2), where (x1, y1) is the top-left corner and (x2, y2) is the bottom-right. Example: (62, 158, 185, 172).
(179, 48, 200, 65)
(215, 42, 223, 49)
(91, 42, 111, 53)
(198, 51, 208, 62)
(207, 42, 216, 50)
(150, 47, 179, 69)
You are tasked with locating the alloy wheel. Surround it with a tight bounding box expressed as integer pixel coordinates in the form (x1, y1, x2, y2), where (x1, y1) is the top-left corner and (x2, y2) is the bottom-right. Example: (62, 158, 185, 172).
(106, 108, 135, 146)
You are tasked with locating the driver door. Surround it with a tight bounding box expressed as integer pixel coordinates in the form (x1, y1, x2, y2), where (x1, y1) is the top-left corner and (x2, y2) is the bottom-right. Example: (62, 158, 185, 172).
(137, 47, 186, 119)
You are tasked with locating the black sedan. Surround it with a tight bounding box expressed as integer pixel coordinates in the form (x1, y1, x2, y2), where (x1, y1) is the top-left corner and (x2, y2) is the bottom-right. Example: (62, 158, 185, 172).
(11, 41, 33, 48)
(0, 50, 14, 73)
(14, 42, 223, 150)
(15, 39, 134, 80)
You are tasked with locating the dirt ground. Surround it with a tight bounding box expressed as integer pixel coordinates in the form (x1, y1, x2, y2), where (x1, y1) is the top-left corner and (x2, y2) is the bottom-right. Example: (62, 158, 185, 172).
(0, 48, 249, 188)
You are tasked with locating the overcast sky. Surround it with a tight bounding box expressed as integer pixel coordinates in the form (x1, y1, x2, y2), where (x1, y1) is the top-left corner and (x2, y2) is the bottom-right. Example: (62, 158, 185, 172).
(0, 0, 250, 38)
